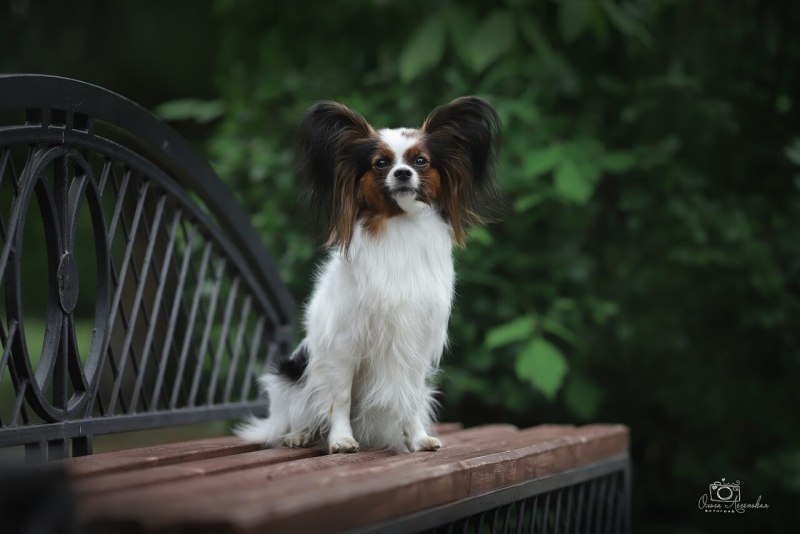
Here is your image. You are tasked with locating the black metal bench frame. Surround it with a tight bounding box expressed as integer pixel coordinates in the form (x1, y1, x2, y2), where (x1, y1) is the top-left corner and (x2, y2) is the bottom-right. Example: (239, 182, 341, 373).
(0, 74, 295, 460)
(0, 74, 629, 533)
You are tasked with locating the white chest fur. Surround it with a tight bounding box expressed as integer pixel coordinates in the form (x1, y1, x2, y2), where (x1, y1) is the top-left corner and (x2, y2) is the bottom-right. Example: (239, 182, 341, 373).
(307, 205, 454, 358)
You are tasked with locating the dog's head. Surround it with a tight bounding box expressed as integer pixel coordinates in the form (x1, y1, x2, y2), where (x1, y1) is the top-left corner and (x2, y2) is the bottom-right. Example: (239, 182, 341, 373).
(298, 97, 501, 250)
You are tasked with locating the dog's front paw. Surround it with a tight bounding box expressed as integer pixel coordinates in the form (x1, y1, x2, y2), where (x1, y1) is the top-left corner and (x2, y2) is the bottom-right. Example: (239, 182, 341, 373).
(410, 435, 442, 452)
(282, 431, 314, 448)
(328, 436, 360, 454)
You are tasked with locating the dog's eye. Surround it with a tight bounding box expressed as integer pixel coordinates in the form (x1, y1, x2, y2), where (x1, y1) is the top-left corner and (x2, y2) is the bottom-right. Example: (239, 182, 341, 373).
(414, 156, 428, 167)
(375, 159, 389, 169)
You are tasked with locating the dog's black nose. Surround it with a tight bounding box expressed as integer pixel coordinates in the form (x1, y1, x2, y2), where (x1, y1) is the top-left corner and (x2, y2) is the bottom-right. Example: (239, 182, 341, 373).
(394, 168, 412, 181)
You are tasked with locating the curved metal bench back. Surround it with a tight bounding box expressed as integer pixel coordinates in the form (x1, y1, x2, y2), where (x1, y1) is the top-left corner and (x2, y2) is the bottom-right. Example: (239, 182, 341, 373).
(0, 75, 294, 459)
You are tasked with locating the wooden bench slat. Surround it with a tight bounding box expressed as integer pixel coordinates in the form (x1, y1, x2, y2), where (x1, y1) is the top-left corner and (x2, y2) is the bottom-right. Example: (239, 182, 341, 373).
(73, 424, 517, 498)
(226, 424, 628, 534)
(78, 424, 628, 533)
(65, 436, 261, 477)
(72, 448, 321, 496)
(65, 422, 463, 480)
(78, 425, 546, 517)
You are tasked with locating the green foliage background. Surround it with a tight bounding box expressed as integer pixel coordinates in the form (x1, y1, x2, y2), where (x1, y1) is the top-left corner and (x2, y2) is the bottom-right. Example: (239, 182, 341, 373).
(3, 0, 799, 531)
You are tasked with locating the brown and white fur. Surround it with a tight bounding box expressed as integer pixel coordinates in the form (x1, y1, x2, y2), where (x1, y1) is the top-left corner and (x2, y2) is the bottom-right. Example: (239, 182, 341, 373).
(236, 97, 500, 453)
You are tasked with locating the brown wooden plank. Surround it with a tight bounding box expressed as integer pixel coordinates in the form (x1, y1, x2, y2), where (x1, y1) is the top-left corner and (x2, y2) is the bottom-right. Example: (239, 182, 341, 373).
(432, 422, 463, 434)
(64, 436, 261, 477)
(72, 447, 321, 496)
(78, 424, 626, 533)
(65, 422, 462, 480)
(226, 424, 629, 534)
(77, 424, 524, 521)
(74, 424, 518, 498)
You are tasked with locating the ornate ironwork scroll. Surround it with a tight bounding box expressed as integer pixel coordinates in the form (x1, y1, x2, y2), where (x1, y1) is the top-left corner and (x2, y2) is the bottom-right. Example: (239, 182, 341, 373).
(0, 75, 295, 459)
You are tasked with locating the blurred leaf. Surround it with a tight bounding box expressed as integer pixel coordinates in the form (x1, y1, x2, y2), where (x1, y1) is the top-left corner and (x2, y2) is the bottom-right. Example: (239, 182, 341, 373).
(564, 374, 605, 418)
(785, 138, 800, 166)
(515, 337, 569, 399)
(468, 226, 494, 246)
(559, 0, 594, 43)
(600, 150, 637, 173)
(554, 159, 594, 204)
(540, 316, 579, 345)
(517, 17, 557, 64)
(523, 144, 563, 178)
(485, 315, 536, 349)
(600, 0, 653, 46)
(399, 15, 446, 82)
(496, 97, 541, 125)
(469, 10, 516, 72)
(588, 299, 619, 324)
(445, 6, 479, 66)
(514, 193, 546, 213)
(155, 99, 224, 123)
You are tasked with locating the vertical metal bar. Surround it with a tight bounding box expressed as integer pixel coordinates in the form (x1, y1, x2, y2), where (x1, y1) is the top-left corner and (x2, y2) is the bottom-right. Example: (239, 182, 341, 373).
(0, 149, 8, 242)
(187, 258, 227, 406)
(97, 158, 112, 195)
(47, 438, 68, 460)
(108, 195, 166, 413)
(124, 193, 173, 404)
(460, 515, 470, 534)
(603, 473, 618, 534)
(515, 498, 526, 534)
(112, 180, 160, 411)
(106, 167, 132, 246)
(25, 441, 45, 463)
(528, 495, 538, 534)
(130, 209, 182, 410)
(0, 147, 9, 191)
(0, 320, 17, 383)
(574, 481, 586, 534)
(103, 180, 150, 413)
(10, 373, 29, 425)
(169, 242, 213, 408)
(594, 476, 608, 532)
(563, 485, 574, 534)
(502, 502, 514, 534)
(223, 296, 252, 403)
(53, 315, 69, 411)
(206, 277, 240, 404)
(489, 503, 501, 534)
(0, 151, 24, 289)
(541, 493, 550, 534)
(476, 511, 486, 534)
(72, 435, 92, 456)
(150, 225, 198, 409)
(553, 489, 562, 534)
(240, 319, 267, 401)
(584, 480, 597, 534)
(0, 320, 14, 428)
(623, 463, 632, 534)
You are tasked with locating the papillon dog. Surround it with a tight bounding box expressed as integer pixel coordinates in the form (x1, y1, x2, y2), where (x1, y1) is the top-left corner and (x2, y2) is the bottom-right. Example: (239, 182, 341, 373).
(236, 96, 500, 453)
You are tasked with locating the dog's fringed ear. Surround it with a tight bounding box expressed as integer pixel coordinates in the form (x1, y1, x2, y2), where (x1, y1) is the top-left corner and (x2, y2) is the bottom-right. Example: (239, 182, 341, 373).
(298, 101, 376, 251)
(422, 96, 501, 246)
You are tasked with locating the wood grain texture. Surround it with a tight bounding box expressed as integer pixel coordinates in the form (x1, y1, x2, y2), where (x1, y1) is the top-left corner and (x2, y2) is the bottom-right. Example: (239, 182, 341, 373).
(76, 424, 518, 507)
(65, 436, 261, 478)
(66, 422, 463, 481)
(72, 424, 628, 533)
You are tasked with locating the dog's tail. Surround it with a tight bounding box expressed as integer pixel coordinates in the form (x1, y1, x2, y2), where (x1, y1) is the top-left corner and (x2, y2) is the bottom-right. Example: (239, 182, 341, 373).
(234, 415, 286, 445)
(234, 342, 311, 444)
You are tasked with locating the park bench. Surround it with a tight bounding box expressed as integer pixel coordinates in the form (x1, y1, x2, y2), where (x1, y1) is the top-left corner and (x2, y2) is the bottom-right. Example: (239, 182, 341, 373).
(0, 74, 631, 533)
